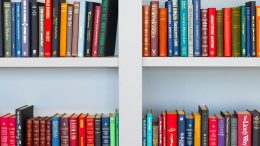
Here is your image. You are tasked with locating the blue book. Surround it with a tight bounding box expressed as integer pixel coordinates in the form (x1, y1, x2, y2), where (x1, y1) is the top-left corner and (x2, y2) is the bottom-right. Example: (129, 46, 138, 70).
(185, 115, 194, 146)
(142, 115, 147, 146)
(172, 0, 180, 56)
(77, 0, 88, 57)
(146, 111, 153, 146)
(192, 0, 201, 56)
(101, 114, 110, 146)
(178, 110, 185, 146)
(179, 0, 188, 57)
(51, 114, 63, 146)
(11, 3, 16, 57)
(15, 2, 22, 57)
(246, 7, 251, 57)
(166, 0, 174, 56)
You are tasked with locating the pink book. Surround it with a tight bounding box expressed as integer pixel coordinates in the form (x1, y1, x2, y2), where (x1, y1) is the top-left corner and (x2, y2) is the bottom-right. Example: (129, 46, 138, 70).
(91, 5, 101, 57)
(8, 115, 16, 146)
(0, 113, 12, 146)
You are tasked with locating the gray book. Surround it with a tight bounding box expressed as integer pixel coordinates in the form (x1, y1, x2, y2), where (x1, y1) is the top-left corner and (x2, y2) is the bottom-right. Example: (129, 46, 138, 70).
(21, 0, 30, 57)
(66, 5, 73, 57)
(39, 6, 44, 57)
(231, 115, 237, 146)
(4, 2, 11, 57)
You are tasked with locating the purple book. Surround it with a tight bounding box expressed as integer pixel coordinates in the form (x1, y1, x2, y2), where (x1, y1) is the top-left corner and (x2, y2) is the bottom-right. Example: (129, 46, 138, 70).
(216, 114, 225, 146)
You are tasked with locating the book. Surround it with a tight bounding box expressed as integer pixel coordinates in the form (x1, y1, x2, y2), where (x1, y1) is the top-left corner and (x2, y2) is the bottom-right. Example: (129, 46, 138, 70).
(52, 113, 65, 146)
(31, 0, 39, 57)
(216, 115, 225, 146)
(115, 109, 119, 146)
(159, 8, 168, 57)
(208, 8, 216, 57)
(235, 111, 252, 146)
(21, 0, 30, 57)
(26, 118, 33, 146)
(246, 7, 251, 57)
(95, 114, 102, 146)
(92, 5, 101, 57)
(60, 3, 68, 57)
(208, 115, 218, 146)
(69, 114, 80, 146)
(16, 105, 34, 146)
(162, 111, 167, 146)
(165, 1, 173, 57)
(232, 7, 241, 57)
(185, 115, 194, 146)
(39, 117, 47, 146)
(221, 111, 231, 146)
(79, 114, 87, 146)
(147, 110, 153, 146)
(166, 111, 177, 146)
(241, 6, 247, 57)
(153, 123, 159, 146)
(158, 114, 162, 146)
(192, 112, 201, 146)
(39, 5, 44, 57)
(150, 1, 159, 57)
(247, 110, 260, 146)
(143, 115, 147, 146)
(188, 2, 193, 57)
(177, 109, 185, 146)
(33, 117, 40, 146)
(256, 6, 260, 57)
(86, 114, 95, 146)
(1, 113, 12, 145)
(223, 8, 232, 57)
(179, 0, 188, 57)
(231, 115, 237, 146)
(71, 1, 80, 57)
(15, 2, 22, 57)
(66, 5, 73, 57)
(44, 0, 52, 57)
(3, 1, 11, 57)
(216, 10, 224, 57)
(110, 113, 116, 146)
(60, 114, 71, 146)
(11, 3, 15, 57)
(101, 114, 110, 146)
(192, 0, 201, 56)
(199, 105, 208, 146)
(246, 1, 256, 57)
(98, 0, 118, 56)
(45, 118, 51, 146)
(0, 0, 4, 56)
(172, 0, 180, 56)
(143, 5, 151, 57)
(201, 9, 208, 57)
(8, 115, 16, 146)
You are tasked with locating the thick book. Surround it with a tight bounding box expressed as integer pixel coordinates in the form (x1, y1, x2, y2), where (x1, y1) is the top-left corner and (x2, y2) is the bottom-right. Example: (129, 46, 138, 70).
(92, 5, 101, 57)
(79, 114, 87, 146)
(235, 111, 252, 146)
(45, 118, 51, 146)
(21, 0, 30, 57)
(110, 113, 116, 146)
(188, 3, 193, 57)
(179, 0, 188, 57)
(246, 7, 251, 57)
(4, 1, 11, 57)
(223, 8, 232, 57)
(86, 114, 95, 146)
(221, 111, 231, 146)
(232, 7, 241, 57)
(147, 110, 153, 146)
(66, 5, 73, 57)
(143, 115, 147, 146)
(150, 1, 159, 57)
(166, 111, 177, 146)
(0, 0, 4, 56)
(69, 114, 80, 146)
(172, 0, 180, 56)
(153, 123, 159, 146)
(60, 114, 71, 146)
(15, 2, 22, 57)
(162, 111, 167, 146)
(95, 114, 102, 146)
(241, 6, 247, 57)
(26, 118, 33, 146)
(33, 117, 40, 146)
(101, 114, 110, 146)
(16, 105, 34, 146)
(52, 113, 65, 146)
(246, 1, 256, 56)
(208, 115, 218, 146)
(44, 0, 52, 57)
(208, 8, 217, 57)
(60, 3, 68, 57)
(177, 109, 185, 146)
(201, 9, 208, 57)
(71, 1, 80, 57)
(8, 115, 16, 146)
(231, 115, 237, 146)
(192, 0, 201, 56)
(256, 6, 260, 56)
(216, 10, 224, 57)
(98, 0, 118, 56)
(185, 115, 194, 146)
(1, 113, 12, 145)
(199, 105, 208, 146)
(39, 117, 47, 146)
(158, 114, 162, 146)
(216, 114, 225, 146)
(31, 0, 39, 57)
(39, 5, 44, 57)
(192, 112, 201, 146)
(248, 110, 260, 146)
(159, 8, 168, 57)
(11, 3, 15, 57)
(165, 1, 173, 57)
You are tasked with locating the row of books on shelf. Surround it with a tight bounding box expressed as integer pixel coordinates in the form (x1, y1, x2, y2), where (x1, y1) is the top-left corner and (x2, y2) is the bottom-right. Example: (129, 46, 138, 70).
(142, 0, 260, 58)
(0, 0, 118, 58)
(143, 105, 260, 146)
(0, 105, 119, 146)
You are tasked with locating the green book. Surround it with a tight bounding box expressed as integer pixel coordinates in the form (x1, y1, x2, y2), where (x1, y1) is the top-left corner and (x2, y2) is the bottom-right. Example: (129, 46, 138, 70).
(115, 109, 119, 146)
(3, 2, 11, 57)
(240, 6, 247, 57)
(216, 10, 224, 57)
(232, 7, 241, 57)
(110, 113, 116, 146)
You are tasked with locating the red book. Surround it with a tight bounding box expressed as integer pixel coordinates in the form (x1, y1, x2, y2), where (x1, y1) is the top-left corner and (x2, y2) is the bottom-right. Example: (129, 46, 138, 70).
(208, 115, 218, 146)
(91, 6, 101, 57)
(79, 114, 87, 146)
(86, 114, 95, 146)
(26, 118, 34, 146)
(70, 114, 80, 146)
(166, 112, 177, 146)
(158, 114, 163, 146)
(223, 8, 232, 57)
(162, 111, 166, 146)
(45, 118, 52, 146)
(7, 115, 16, 146)
(208, 8, 217, 57)
(39, 117, 47, 146)
(235, 111, 252, 146)
(1, 113, 11, 146)
(33, 117, 40, 146)
(44, 0, 52, 57)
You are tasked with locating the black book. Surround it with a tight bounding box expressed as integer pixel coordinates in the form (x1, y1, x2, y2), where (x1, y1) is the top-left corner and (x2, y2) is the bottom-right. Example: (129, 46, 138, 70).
(95, 114, 102, 146)
(30, 0, 39, 57)
(16, 105, 34, 146)
(51, 0, 65, 57)
(221, 111, 231, 146)
(0, 0, 5, 57)
(198, 105, 208, 146)
(230, 115, 237, 146)
(248, 110, 260, 146)
(245, 1, 256, 57)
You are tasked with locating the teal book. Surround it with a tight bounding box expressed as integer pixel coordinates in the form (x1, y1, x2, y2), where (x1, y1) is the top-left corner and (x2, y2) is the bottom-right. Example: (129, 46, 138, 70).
(110, 113, 116, 146)
(241, 6, 247, 57)
(146, 110, 153, 146)
(179, 0, 188, 56)
(115, 109, 119, 146)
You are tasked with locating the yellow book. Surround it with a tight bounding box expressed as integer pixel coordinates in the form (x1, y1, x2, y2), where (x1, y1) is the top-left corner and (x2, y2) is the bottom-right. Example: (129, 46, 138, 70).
(192, 112, 201, 146)
(60, 3, 68, 57)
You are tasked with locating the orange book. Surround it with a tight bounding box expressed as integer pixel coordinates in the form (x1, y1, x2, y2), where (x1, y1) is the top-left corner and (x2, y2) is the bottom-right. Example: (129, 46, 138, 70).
(79, 114, 87, 146)
(223, 8, 232, 57)
(159, 8, 168, 57)
(60, 3, 68, 57)
(142, 6, 151, 57)
(256, 6, 260, 57)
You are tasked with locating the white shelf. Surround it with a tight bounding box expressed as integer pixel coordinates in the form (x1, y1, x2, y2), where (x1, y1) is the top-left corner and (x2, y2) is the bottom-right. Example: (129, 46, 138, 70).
(143, 57, 260, 67)
(0, 57, 118, 67)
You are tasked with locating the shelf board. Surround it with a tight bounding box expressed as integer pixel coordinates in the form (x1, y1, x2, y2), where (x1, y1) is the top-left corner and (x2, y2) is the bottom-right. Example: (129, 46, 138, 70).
(0, 57, 118, 68)
(143, 57, 260, 67)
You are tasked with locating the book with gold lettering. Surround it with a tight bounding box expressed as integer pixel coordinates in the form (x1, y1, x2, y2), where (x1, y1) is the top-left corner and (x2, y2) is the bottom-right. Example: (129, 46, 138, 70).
(192, 112, 201, 146)
(232, 7, 241, 57)
(60, 3, 68, 57)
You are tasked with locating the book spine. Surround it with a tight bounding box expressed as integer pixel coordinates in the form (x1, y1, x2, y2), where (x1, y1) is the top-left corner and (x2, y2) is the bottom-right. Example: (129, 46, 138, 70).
(31, 0, 39, 57)
(179, 0, 188, 57)
(115, 111, 119, 146)
(246, 1, 256, 56)
(59, 3, 67, 57)
(193, 114, 201, 146)
(0, 0, 4, 57)
(95, 117, 101, 146)
(92, 5, 101, 57)
(4, 2, 11, 57)
(21, 0, 30, 57)
(101, 116, 110, 145)
(110, 115, 116, 146)
(66, 5, 73, 57)
(218, 118, 225, 146)
(150, 1, 159, 57)
(166, 1, 173, 57)
(39, 6, 45, 57)
(200, 109, 209, 146)
(77, 0, 87, 57)
(1, 117, 8, 145)
(246, 7, 251, 57)
(159, 8, 168, 57)
(26, 119, 33, 146)
(39, 119, 46, 146)
(172, 0, 180, 56)
(85, 2, 95, 57)
(208, 8, 217, 57)
(79, 116, 86, 146)
(52, 0, 61, 57)
(166, 113, 177, 146)
(71, 2, 80, 57)
(86, 118, 95, 145)
(192, 0, 201, 56)
(216, 10, 224, 57)
(46, 119, 51, 146)
(51, 117, 61, 146)
(252, 113, 260, 146)
(33, 119, 40, 146)
(147, 113, 153, 146)
(16, 110, 22, 146)
(241, 6, 247, 57)
(256, 6, 260, 57)
(223, 8, 232, 57)
(231, 117, 237, 146)
(162, 113, 167, 146)
(208, 117, 218, 146)
(185, 118, 194, 146)
(178, 114, 185, 146)
(11, 3, 16, 57)
(201, 9, 208, 57)
(69, 117, 78, 146)
(44, 0, 52, 57)
(15, 3, 22, 57)
(188, 3, 193, 57)
(237, 114, 252, 146)
(8, 117, 16, 146)
(153, 124, 159, 146)
(158, 115, 163, 146)
(232, 7, 241, 57)
(60, 117, 69, 146)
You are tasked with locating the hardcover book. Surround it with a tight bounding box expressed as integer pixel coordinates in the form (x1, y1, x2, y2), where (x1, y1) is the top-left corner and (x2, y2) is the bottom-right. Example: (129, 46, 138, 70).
(86, 114, 95, 146)
(235, 111, 252, 146)
(44, 0, 52, 57)
(201, 9, 208, 57)
(179, 0, 188, 57)
(221, 111, 231, 146)
(256, 6, 260, 56)
(31, 0, 39, 57)
(143, 115, 147, 146)
(115, 109, 119, 146)
(39, 5, 44, 57)
(172, 0, 179, 56)
(79, 114, 87, 146)
(231, 115, 237, 146)
(166, 111, 177, 146)
(192, 0, 201, 56)
(162, 111, 166, 146)
(192, 112, 201, 146)
(199, 105, 208, 146)
(150, 1, 159, 57)
(69, 114, 80, 146)
(158, 114, 162, 146)
(33, 117, 40, 146)
(92, 5, 101, 57)
(15, 2, 22, 57)
(1, 113, 12, 145)
(223, 8, 232, 57)
(66, 5, 73, 57)
(95, 114, 102, 146)
(177, 109, 185, 146)
(185, 115, 194, 146)
(71, 1, 80, 57)
(101, 114, 110, 146)
(0, 0, 4, 56)
(21, 0, 30, 57)
(60, 3, 68, 57)
(60, 114, 71, 146)
(246, 7, 251, 57)
(241, 6, 247, 57)
(8, 115, 16, 146)
(216, 114, 225, 146)
(208, 8, 216, 57)
(26, 118, 33, 146)
(11, 3, 16, 57)
(45, 118, 51, 146)
(208, 115, 218, 146)
(110, 113, 116, 146)
(246, 1, 256, 56)
(52, 113, 65, 146)
(159, 8, 168, 57)
(247, 110, 260, 146)
(4, 1, 11, 57)
(153, 123, 159, 146)
(188, 2, 193, 57)
(232, 7, 241, 57)
(216, 10, 224, 57)
(147, 110, 153, 146)
(165, 1, 173, 56)
(142, 5, 151, 57)
(39, 117, 47, 146)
